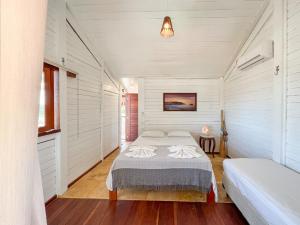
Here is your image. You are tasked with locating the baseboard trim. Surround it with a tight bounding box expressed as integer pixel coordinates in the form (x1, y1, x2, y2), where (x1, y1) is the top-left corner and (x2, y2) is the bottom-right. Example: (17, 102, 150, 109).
(104, 146, 119, 159)
(67, 146, 120, 188)
(68, 160, 102, 188)
(45, 195, 57, 206)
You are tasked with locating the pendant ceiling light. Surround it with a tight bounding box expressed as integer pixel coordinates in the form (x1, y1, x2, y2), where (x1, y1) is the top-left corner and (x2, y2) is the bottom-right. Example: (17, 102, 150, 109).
(160, 16, 174, 38)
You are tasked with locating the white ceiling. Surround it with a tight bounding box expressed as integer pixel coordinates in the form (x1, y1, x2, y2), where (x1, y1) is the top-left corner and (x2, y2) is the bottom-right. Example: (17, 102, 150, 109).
(68, 0, 268, 79)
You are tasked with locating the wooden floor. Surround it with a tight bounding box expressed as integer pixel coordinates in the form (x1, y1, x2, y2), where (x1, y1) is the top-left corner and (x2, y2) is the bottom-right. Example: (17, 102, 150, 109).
(62, 145, 231, 203)
(46, 198, 248, 225)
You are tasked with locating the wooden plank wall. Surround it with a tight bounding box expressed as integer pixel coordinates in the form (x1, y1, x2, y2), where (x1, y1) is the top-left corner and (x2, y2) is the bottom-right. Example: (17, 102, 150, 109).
(37, 138, 56, 202)
(141, 78, 221, 149)
(44, 0, 59, 63)
(65, 22, 102, 184)
(103, 91, 119, 157)
(102, 71, 120, 157)
(224, 12, 274, 158)
(285, 0, 300, 172)
(39, 0, 60, 202)
(40, 0, 120, 201)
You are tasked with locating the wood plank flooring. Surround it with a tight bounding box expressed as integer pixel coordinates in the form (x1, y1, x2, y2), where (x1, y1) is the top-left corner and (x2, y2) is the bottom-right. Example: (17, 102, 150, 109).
(62, 147, 231, 203)
(46, 198, 248, 225)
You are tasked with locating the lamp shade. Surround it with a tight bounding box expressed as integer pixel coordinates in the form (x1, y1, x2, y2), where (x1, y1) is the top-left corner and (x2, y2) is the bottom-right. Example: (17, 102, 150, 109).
(202, 126, 209, 135)
(160, 16, 174, 38)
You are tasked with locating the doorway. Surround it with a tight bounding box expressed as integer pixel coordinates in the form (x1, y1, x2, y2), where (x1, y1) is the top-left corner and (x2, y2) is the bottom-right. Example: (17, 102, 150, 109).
(120, 78, 139, 150)
(125, 93, 138, 142)
(120, 93, 138, 151)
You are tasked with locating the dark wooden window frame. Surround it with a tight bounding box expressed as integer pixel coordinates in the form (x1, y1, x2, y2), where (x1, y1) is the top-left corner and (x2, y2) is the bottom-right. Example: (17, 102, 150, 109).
(67, 71, 77, 78)
(38, 63, 60, 136)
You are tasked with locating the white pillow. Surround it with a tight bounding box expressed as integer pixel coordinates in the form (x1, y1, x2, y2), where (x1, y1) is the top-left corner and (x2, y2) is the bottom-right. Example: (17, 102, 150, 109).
(167, 130, 191, 137)
(141, 130, 165, 137)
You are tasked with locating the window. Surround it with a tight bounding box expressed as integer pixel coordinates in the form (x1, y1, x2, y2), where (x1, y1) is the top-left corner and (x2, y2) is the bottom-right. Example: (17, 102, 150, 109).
(38, 63, 60, 136)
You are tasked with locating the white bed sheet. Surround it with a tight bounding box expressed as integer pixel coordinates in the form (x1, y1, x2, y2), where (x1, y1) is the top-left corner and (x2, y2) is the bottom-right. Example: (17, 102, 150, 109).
(129, 136, 199, 149)
(108, 135, 218, 201)
(223, 158, 300, 225)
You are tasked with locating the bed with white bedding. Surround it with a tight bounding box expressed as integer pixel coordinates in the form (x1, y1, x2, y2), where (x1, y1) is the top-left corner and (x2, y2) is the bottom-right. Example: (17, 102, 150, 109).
(106, 133, 218, 202)
(223, 158, 300, 225)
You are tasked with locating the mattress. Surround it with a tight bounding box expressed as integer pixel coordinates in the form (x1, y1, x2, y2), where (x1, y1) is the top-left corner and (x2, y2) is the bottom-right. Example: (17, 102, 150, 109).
(130, 136, 201, 148)
(223, 158, 300, 225)
(107, 136, 218, 200)
(223, 173, 268, 225)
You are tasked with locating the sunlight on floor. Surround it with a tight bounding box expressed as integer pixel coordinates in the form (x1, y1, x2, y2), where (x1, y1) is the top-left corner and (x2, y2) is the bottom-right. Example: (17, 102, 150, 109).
(61, 150, 231, 203)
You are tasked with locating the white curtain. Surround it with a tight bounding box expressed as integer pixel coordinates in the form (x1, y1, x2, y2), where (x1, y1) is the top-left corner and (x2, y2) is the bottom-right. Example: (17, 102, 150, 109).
(0, 0, 48, 224)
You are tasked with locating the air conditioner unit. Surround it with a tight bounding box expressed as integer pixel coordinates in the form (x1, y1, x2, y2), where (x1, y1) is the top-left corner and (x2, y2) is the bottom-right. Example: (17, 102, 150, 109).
(237, 40, 274, 71)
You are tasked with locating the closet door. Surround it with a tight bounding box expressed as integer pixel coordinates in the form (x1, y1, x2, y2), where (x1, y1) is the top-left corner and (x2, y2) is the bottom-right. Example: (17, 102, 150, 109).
(126, 94, 138, 142)
(66, 22, 102, 184)
(103, 92, 119, 157)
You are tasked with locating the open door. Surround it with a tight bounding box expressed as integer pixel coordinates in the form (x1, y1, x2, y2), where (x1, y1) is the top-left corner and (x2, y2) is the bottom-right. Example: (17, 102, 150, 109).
(125, 94, 138, 142)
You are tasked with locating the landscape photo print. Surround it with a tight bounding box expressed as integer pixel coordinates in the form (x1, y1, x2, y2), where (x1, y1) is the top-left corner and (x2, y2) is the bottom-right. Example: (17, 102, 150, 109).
(163, 93, 197, 111)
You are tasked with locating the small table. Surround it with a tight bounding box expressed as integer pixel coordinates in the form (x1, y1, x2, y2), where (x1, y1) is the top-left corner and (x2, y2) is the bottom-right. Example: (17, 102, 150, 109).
(199, 134, 216, 157)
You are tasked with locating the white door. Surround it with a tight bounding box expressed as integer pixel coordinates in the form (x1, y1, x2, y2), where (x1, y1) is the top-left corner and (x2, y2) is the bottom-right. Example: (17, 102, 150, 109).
(103, 92, 119, 157)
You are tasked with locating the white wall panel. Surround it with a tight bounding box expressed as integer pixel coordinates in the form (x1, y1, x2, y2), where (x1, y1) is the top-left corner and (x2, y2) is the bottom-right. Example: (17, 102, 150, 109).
(103, 71, 119, 93)
(141, 78, 221, 150)
(286, 0, 300, 172)
(103, 92, 119, 157)
(44, 0, 59, 63)
(40, 0, 120, 198)
(37, 0, 60, 203)
(66, 22, 102, 183)
(37, 138, 56, 202)
(224, 14, 274, 158)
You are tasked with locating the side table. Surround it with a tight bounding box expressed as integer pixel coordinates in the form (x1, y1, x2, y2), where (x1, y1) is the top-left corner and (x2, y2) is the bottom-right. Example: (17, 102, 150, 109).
(199, 134, 216, 157)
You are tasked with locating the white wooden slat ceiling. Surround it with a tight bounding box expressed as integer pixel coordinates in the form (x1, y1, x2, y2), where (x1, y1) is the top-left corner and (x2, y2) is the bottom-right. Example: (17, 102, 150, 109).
(67, 0, 269, 79)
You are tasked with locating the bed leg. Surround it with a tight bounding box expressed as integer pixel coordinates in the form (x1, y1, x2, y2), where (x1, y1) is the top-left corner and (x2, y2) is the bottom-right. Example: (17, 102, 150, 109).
(109, 189, 117, 201)
(206, 185, 215, 204)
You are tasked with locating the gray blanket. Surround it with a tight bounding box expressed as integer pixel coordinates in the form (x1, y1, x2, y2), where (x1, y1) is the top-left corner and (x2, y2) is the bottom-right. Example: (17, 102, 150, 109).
(110, 145, 213, 192)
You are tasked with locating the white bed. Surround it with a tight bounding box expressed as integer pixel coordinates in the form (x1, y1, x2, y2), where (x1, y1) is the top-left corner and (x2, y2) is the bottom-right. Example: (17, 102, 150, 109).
(223, 158, 300, 225)
(107, 134, 218, 201)
(130, 135, 202, 149)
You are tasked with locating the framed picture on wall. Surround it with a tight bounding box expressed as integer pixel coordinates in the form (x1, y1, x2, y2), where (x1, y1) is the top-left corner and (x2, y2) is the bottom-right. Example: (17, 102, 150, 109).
(163, 93, 197, 111)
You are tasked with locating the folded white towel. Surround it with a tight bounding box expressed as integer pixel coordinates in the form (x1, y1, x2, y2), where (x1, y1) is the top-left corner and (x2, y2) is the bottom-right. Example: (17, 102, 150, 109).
(168, 145, 196, 152)
(125, 149, 156, 158)
(168, 145, 202, 159)
(126, 146, 157, 158)
(128, 145, 157, 152)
